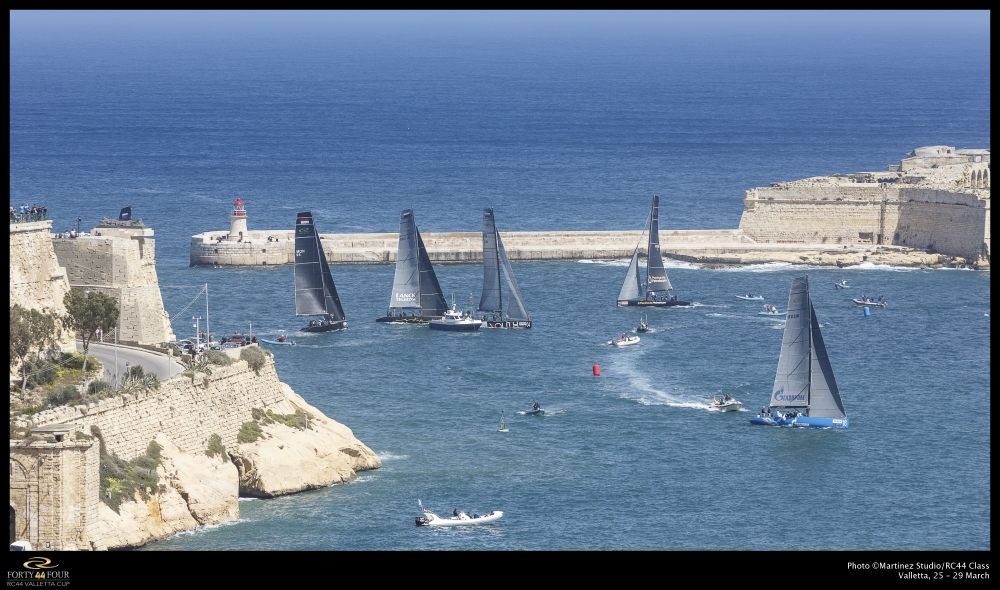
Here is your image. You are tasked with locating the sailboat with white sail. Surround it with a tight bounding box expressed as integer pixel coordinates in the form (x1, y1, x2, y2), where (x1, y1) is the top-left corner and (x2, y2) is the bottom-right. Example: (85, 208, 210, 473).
(376, 208, 449, 324)
(294, 211, 348, 332)
(751, 275, 849, 428)
(617, 195, 690, 307)
(479, 208, 531, 329)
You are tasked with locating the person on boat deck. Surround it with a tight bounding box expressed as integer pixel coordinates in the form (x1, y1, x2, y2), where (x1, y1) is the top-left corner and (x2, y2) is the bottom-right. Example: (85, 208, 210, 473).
(278, 334, 285, 342)
(621, 333, 626, 340)
(533, 402, 540, 411)
(453, 508, 459, 517)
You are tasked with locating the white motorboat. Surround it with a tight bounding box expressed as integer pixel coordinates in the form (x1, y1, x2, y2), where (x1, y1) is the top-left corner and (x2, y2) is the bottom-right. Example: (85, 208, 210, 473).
(429, 302, 482, 332)
(713, 395, 743, 412)
(608, 335, 640, 347)
(416, 501, 503, 527)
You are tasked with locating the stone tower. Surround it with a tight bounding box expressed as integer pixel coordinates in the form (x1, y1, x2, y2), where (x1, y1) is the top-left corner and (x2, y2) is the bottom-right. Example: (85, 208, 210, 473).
(229, 198, 248, 242)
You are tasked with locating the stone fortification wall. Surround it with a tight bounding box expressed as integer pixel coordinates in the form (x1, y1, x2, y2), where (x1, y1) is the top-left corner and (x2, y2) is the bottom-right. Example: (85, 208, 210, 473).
(739, 185, 989, 262)
(9, 221, 75, 351)
(27, 354, 286, 461)
(52, 232, 175, 344)
(190, 229, 755, 267)
(10, 436, 101, 551)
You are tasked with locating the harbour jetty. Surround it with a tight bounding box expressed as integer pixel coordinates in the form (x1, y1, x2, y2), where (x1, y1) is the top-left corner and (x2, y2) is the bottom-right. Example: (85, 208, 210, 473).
(191, 147, 990, 269)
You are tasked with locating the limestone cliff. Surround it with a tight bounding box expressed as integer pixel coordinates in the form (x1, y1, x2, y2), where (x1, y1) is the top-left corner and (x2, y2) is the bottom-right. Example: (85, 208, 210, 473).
(15, 349, 380, 550)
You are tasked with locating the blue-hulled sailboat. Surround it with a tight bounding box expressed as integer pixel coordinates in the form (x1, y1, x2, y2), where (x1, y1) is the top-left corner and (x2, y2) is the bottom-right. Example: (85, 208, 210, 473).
(751, 275, 849, 429)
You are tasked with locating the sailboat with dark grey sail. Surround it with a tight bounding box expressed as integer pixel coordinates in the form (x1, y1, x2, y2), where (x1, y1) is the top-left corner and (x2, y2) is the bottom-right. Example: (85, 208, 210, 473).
(479, 208, 531, 329)
(376, 208, 449, 324)
(617, 195, 690, 307)
(751, 275, 848, 428)
(294, 212, 347, 332)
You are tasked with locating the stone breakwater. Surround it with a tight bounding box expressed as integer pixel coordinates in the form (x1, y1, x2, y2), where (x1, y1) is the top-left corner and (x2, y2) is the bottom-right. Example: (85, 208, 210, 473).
(190, 228, 979, 269)
(190, 147, 989, 269)
(12, 349, 381, 550)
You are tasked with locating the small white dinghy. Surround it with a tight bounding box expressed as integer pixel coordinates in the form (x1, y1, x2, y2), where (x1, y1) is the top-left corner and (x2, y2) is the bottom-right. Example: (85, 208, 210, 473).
(713, 395, 743, 412)
(416, 500, 503, 527)
(608, 335, 640, 347)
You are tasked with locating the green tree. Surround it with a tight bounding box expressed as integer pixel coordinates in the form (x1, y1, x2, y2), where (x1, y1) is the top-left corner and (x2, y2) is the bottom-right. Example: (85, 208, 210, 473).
(63, 289, 119, 380)
(9, 305, 59, 396)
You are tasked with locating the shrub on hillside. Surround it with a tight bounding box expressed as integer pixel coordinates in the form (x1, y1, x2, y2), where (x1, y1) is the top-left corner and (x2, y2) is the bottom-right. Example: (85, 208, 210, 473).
(47, 385, 81, 406)
(205, 433, 226, 458)
(237, 421, 264, 444)
(240, 346, 266, 373)
(204, 350, 232, 366)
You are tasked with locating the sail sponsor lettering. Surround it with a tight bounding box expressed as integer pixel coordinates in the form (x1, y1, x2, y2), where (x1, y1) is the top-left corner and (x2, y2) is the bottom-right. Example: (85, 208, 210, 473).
(648, 275, 667, 281)
(772, 387, 806, 403)
(787, 313, 799, 319)
(394, 292, 417, 303)
(297, 226, 310, 234)
(295, 249, 305, 257)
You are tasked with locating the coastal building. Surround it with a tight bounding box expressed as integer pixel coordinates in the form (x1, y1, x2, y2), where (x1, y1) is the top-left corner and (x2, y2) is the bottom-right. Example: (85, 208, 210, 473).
(190, 148, 989, 269)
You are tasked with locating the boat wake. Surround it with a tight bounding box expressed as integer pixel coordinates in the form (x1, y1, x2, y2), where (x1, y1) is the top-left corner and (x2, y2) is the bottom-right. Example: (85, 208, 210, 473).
(711, 261, 821, 273)
(845, 261, 917, 272)
(376, 452, 410, 462)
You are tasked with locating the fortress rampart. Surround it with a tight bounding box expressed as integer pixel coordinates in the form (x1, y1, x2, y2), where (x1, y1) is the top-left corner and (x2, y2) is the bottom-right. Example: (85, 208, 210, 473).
(9, 220, 75, 351)
(52, 225, 176, 345)
(22, 355, 288, 461)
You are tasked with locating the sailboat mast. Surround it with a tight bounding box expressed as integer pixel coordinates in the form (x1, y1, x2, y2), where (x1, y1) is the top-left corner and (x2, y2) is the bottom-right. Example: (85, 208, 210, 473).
(496, 225, 504, 321)
(806, 283, 813, 410)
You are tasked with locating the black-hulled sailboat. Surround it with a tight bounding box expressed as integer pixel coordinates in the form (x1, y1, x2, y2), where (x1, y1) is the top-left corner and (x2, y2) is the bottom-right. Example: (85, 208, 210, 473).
(294, 212, 348, 332)
(750, 275, 848, 428)
(617, 194, 690, 307)
(376, 208, 449, 324)
(479, 208, 531, 329)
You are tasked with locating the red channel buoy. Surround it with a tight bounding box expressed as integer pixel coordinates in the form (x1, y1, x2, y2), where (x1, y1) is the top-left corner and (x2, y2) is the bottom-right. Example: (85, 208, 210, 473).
(593, 364, 601, 376)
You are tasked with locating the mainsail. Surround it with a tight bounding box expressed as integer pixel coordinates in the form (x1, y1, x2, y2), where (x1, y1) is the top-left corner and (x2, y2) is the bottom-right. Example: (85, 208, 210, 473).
(770, 275, 811, 409)
(479, 208, 503, 312)
(645, 194, 673, 293)
(294, 211, 345, 321)
(389, 209, 421, 310)
(479, 208, 529, 321)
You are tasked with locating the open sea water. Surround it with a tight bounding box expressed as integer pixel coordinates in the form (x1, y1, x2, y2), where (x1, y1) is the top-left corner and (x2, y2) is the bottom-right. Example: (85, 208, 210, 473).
(10, 11, 990, 550)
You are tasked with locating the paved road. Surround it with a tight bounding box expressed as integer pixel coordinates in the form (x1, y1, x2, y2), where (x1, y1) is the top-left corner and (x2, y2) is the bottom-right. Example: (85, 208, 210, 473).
(78, 341, 185, 381)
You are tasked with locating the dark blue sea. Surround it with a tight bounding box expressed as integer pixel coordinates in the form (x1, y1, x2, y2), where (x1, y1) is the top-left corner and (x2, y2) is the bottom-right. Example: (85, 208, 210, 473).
(10, 11, 990, 550)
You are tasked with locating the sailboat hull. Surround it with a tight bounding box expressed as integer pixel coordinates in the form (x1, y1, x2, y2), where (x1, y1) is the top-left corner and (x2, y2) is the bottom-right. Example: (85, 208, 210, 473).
(617, 299, 691, 307)
(376, 315, 439, 324)
(750, 415, 849, 428)
(483, 320, 531, 329)
(300, 320, 348, 333)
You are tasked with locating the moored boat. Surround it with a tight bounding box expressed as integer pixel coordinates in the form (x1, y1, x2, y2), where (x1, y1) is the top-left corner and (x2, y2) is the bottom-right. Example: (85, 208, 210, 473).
(751, 275, 849, 429)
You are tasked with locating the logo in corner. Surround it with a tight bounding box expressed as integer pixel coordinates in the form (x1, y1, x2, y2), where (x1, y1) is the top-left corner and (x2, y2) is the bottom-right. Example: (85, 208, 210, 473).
(24, 557, 59, 570)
